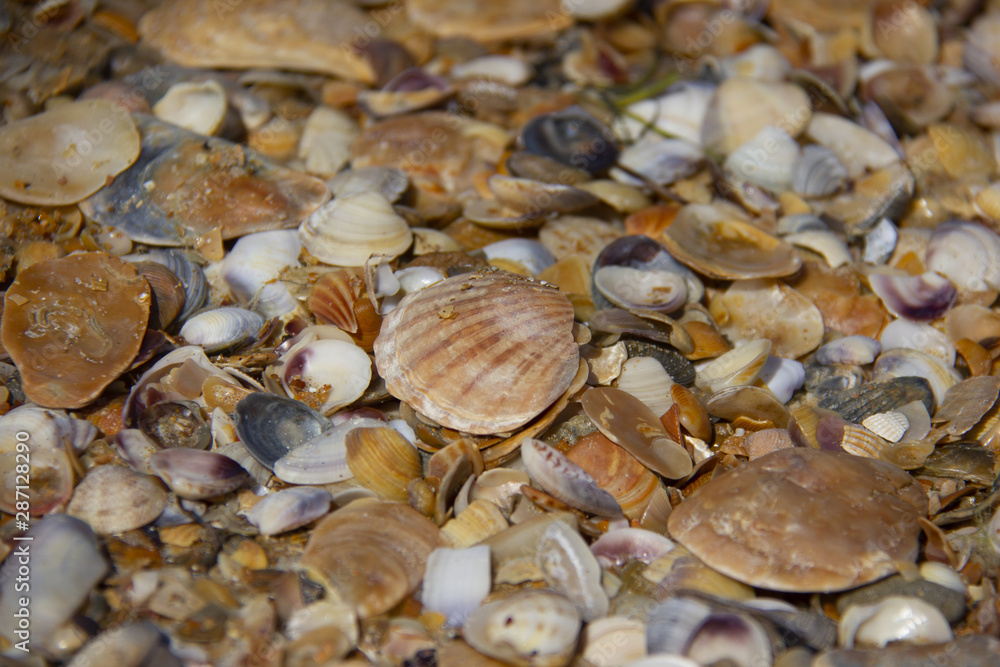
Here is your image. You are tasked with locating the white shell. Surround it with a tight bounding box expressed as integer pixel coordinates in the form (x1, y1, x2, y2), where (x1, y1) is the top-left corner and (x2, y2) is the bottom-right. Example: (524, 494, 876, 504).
(299, 191, 413, 266)
(580, 617, 647, 666)
(153, 80, 227, 136)
(615, 82, 714, 144)
(757, 356, 805, 404)
(926, 220, 1000, 293)
(695, 339, 772, 394)
(874, 347, 960, 405)
(221, 230, 302, 317)
(463, 590, 582, 667)
(536, 521, 609, 622)
(838, 596, 953, 648)
(784, 230, 853, 269)
(180, 307, 264, 352)
(815, 335, 882, 366)
(422, 545, 492, 627)
(612, 137, 704, 187)
(276, 338, 372, 415)
(863, 217, 898, 265)
(298, 106, 358, 178)
(879, 318, 956, 366)
(919, 562, 966, 595)
(272, 417, 386, 485)
(615, 357, 675, 417)
(806, 112, 901, 178)
(245, 486, 332, 536)
(482, 239, 556, 276)
(861, 412, 909, 443)
(724, 126, 800, 193)
(451, 55, 534, 85)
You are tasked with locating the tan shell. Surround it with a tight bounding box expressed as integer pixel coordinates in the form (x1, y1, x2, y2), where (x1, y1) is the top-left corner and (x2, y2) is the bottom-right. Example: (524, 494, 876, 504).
(0, 100, 140, 206)
(695, 339, 772, 394)
(441, 498, 509, 548)
(67, 465, 167, 535)
(407, 0, 573, 42)
(300, 191, 413, 267)
(566, 432, 660, 521)
(153, 80, 228, 136)
(299, 498, 444, 618)
(701, 78, 811, 155)
(667, 448, 928, 592)
(345, 427, 423, 502)
(711, 279, 825, 359)
(2, 253, 150, 408)
(138, 0, 375, 82)
(661, 206, 802, 280)
(374, 271, 580, 434)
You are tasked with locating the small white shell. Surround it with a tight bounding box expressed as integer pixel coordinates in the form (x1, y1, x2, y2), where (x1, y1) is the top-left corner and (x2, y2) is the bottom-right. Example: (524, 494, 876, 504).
(879, 318, 956, 366)
(298, 106, 358, 178)
(612, 137, 704, 186)
(276, 338, 372, 415)
(815, 335, 882, 366)
(919, 562, 966, 595)
(272, 417, 386, 485)
(757, 356, 805, 404)
(463, 589, 581, 667)
(806, 112, 901, 179)
(451, 55, 534, 85)
(784, 230, 853, 268)
(838, 596, 953, 648)
(695, 339, 772, 394)
(245, 486, 332, 536)
(221, 230, 302, 318)
(861, 411, 909, 443)
(580, 617, 647, 666)
(863, 217, 898, 265)
(299, 191, 413, 266)
(724, 126, 800, 193)
(616, 83, 714, 144)
(153, 80, 227, 136)
(422, 545, 492, 627)
(180, 307, 264, 352)
(482, 239, 556, 276)
(536, 521, 610, 622)
(615, 357, 675, 417)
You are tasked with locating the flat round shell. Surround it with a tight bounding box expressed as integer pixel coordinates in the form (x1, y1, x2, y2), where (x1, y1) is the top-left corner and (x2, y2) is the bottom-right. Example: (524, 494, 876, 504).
(374, 270, 579, 434)
(2, 253, 150, 408)
(667, 448, 928, 593)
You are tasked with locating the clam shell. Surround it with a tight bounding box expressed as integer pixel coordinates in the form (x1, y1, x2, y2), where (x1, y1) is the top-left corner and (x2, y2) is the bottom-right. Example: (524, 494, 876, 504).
(724, 126, 800, 193)
(233, 392, 330, 471)
(300, 191, 413, 267)
(1, 252, 150, 409)
(520, 107, 618, 175)
(521, 438, 622, 518)
(613, 137, 704, 187)
(565, 432, 660, 521)
(874, 347, 960, 405)
(137, 249, 207, 324)
(179, 307, 264, 353)
(806, 112, 901, 179)
(441, 498, 509, 548)
(839, 596, 952, 649)
(276, 338, 372, 415)
(867, 271, 956, 322)
(408, 0, 572, 42)
(67, 465, 167, 535)
(615, 356, 675, 417)
(273, 417, 386, 485)
(815, 336, 881, 366)
(149, 449, 250, 500)
(221, 230, 303, 318)
(711, 279, 824, 359)
(153, 80, 227, 136)
(536, 521, 609, 621)
(695, 339, 772, 394)
(661, 205, 802, 280)
(422, 545, 492, 627)
(792, 144, 848, 197)
(463, 590, 582, 667)
(818, 376, 935, 424)
(701, 78, 811, 155)
(879, 318, 955, 366)
(0, 100, 140, 206)
(345, 427, 422, 502)
(926, 221, 1000, 293)
(758, 356, 806, 404)
(298, 106, 358, 178)
(374, 271, 579, 434)
(80, 115, 330, 246)
(132, 261, 185, 330)
(245, 486, 332, 536)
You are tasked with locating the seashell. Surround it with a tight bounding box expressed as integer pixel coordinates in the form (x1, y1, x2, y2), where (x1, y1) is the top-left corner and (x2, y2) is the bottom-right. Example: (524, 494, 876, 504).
(482, 239, 556, 276)
(153, 80, 227, 136)
(926, 221, 1000, 294)
(615, 357, 675, 417)
(720, 42, 791, 79)
(661, 205, 802, 280)
(805, 112, 900, 179)
(488, 175, 598, 215)
(945, 304, 1000, 348)
(863, 65, 952, 134)
(616, 82, 715, 145)
(463, 589, 582, 667)
(408, 0, 572, 41)
(758, 356, 806, 404)
(862, 412, 909, 444)
(138, 399, 211, 450)
(149, 449, 250, 500)
(579, 617, 647, 666)
(2, 252, 150, 409)
(874, 347, 959, 406)
(0, 515, 108, 649)
(221, 230, 302, 318)
(114, 429, 160, 475)
(870, 0, 938, 64)
(711, 279, 825, 359)
(839, 596, 953, 649)
(812, 162, 914, 237)
(67, 465, 167, 535)
(136, 249, 207, 324)
(837, 422, 892, 459)
(536, 520, 609, 621)
(700, 78, 811, 155)
(863, 217, 898, 265)
(273, 417, 387, 485)
(274, 338, 372, 415)
(470, 469, 531, 515)
(422, 546, 492, 627)
(345, 427, 422, 502)
(233, 392, 330, 471)
(588, 310, 693, 356)
(441, 498, 509, 548)
(724, 126, 800, 193)
(818, 376, 935, 424)
(784, 230, 853, 269)
(284, 600, 358, 664)
(330, 167, 409, 204)
(66, 622, 174, 667)
(245, 486, 332, 536)
(593, 235, 700, 312)
(879, 318, 955, 366)
(0, 100, 140, 206)
(815, 336, 881, 366)
(667, 448, 928, 592)
(297, 106, 358, 178)
(300, 191, 413, 267)
(299, 498, 444, 618)
(428, 439, 484, 524)
(307, 267, 364, 333)
(577, 180, 651, 214)
(742, 427, 796, 460)
(669, 384, 713, 442)
(453, 55, 534, 85)
(374, 271, 580, 435)
(521, 438, 622, 518)
(520, 106, 618, 175)
(590, 527, 674, 568)
(695, 339, 772, 394)
(132, 261, 185, 330)
(179, 307, 264, 353)
(80, 114, 330, 246)
(647, 598, 773, 667)
(792, 144, 848, 197)
(867, 271, 956, 322)
(539, 216, 624, 268)
(612, 137, 704, 187)
(581, 386, 693, 479)
(565, 432, 660, 521)
(706, 385, 791, 430)
(138, 0, 375, 81)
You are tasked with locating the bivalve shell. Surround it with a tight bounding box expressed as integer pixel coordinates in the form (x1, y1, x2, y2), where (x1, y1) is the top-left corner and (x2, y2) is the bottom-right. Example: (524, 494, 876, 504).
(926, 221, 1000, 294)
(245, 486, 332, 536)
(374, 271, 580, 434)
(67, 465, 167, 535)
(345, 427, 422, 502)
(300, 191, 413, 266)
(148, 449, 250, 500)
(521, 438, 622, 517)
(179, 307, 264, 353)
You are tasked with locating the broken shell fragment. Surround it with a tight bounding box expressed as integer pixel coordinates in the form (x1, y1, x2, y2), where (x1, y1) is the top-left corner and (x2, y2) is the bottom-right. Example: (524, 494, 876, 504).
(153, 80, 227, 136)
(374, 271, 580, 434)
(521, 438, 622, 517)
(867, 271, 957, 322)
(1, 252, 150, 409)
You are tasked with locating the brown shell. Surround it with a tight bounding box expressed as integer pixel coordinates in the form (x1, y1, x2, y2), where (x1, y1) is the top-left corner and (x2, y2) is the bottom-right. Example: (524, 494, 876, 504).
(345, 427, 423, 502)
(667, 448, 928, 592)
(1, 252, 150, 408)
(299, 498, 444, 618)
(566, 432, 659, 521)
(133, 261, 185, 330)
(374, 270, 580, 434)
(307, 268, 364, 333)
(67, 465, 167, 535)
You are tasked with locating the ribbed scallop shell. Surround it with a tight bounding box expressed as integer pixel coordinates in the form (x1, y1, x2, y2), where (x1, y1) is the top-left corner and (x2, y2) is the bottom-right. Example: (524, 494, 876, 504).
(374, 271, 580, 434)
(862, 411, 909, 443)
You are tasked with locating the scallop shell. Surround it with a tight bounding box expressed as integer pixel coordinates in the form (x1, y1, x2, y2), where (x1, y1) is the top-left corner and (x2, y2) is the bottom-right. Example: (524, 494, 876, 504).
(862, 411, 909, 443)
(374, 271, 580, 434)
(345, 427, 423, 502)
(300, 191, 413, 267)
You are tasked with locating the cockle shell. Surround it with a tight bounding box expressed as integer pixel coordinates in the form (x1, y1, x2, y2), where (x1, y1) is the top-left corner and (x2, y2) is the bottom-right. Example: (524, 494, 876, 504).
(345, 427, 423, 502)
(2, 252, 150, 409)
(375, 271, 580, 434)
(299, 191, 413, 267)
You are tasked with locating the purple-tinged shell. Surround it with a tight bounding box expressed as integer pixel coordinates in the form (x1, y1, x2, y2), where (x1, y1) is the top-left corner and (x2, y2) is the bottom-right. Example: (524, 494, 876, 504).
(867, 272, 956, 321)
(149, 449, 250, 499)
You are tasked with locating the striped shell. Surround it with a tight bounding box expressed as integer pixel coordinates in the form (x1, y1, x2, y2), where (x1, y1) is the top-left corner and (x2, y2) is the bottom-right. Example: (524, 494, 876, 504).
(374, 271, 580, 434)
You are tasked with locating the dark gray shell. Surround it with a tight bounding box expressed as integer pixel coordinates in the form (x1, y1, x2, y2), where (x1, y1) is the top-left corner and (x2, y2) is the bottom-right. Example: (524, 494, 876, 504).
(817, 376, 935, 423)
(233, 393, 330, 470)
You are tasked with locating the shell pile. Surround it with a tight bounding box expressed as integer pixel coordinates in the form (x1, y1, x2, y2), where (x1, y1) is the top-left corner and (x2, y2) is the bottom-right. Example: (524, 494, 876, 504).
(6, 0, 1000, 665)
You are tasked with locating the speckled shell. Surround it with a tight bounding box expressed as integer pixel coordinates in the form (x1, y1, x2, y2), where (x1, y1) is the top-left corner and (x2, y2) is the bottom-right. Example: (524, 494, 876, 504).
(374, 270, 580, 434)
